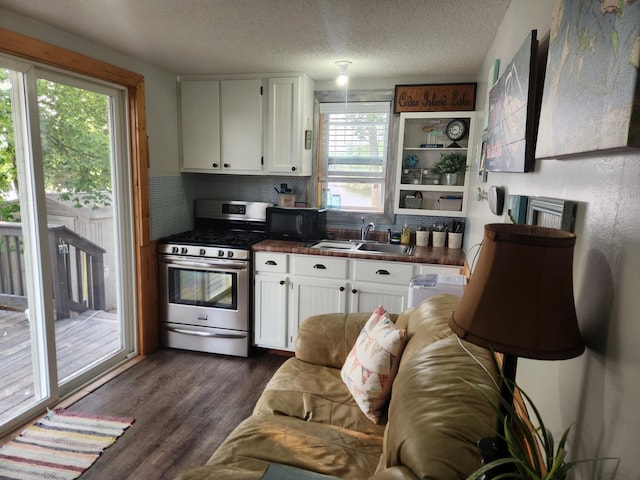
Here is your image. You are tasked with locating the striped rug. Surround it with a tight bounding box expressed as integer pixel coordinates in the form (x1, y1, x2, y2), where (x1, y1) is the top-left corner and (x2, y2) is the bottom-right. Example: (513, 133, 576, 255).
(0, 408, 135, 480)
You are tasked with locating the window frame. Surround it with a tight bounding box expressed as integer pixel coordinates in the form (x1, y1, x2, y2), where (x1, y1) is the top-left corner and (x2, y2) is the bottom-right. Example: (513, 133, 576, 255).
(313, 93, 397, 226)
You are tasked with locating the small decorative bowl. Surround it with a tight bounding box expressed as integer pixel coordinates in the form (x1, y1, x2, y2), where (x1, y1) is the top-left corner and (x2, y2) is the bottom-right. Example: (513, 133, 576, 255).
(405, 154, 419, 168)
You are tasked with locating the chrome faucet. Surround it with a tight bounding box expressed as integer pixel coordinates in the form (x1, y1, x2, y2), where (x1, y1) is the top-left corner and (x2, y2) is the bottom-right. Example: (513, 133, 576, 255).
(360, 217, 375, 240)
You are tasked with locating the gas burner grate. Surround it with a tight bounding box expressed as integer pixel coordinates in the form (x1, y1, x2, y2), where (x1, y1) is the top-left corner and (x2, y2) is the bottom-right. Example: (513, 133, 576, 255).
(160, 229, 267, 249)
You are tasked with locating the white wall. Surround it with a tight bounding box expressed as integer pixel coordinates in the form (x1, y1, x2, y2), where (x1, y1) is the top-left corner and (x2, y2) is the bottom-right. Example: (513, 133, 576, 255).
(469, 1, 639, 478)
(0, 8, 180, 178)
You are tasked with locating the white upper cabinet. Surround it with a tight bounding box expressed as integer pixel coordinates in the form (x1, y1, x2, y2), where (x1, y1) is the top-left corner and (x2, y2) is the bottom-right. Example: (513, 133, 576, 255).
(220, 79, 264, 173)
(265, 75, 314, 175)
(179, 79, 221, 171)
(179, 74, 314, 176)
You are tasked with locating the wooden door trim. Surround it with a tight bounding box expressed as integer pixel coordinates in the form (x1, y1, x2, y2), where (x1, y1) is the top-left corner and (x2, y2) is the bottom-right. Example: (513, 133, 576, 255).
(0, 27, 158, 354)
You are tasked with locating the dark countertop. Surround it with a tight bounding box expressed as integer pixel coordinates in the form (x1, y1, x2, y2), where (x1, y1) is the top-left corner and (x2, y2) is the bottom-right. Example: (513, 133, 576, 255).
(252, 239, 465, 267)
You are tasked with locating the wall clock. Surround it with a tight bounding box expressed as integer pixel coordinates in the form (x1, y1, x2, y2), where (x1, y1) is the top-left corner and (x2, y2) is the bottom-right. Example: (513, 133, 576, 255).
(446, 119, 467, 147)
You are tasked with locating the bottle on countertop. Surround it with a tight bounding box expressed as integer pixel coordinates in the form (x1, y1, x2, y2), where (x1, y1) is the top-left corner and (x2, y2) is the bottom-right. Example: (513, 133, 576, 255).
(323, 188, 332, 208)
(401, 223, 411, 245)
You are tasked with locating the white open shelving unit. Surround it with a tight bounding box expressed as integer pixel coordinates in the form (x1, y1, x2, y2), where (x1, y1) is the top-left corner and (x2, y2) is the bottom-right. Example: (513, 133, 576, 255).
(394, 111, 476, 217)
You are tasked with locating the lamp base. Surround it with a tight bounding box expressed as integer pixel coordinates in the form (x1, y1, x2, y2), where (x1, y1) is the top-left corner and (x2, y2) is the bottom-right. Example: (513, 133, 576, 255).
(477, 437, 515, 479)
(474, 354, 519, 479)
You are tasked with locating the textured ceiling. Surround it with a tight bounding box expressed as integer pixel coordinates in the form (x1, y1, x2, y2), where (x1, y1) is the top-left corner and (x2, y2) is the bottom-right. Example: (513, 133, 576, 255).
(0, 0, 511, 81)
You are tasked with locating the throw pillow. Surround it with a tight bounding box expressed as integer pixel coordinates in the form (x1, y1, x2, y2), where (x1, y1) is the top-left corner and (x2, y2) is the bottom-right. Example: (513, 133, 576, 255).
(341, 305, 407, 423)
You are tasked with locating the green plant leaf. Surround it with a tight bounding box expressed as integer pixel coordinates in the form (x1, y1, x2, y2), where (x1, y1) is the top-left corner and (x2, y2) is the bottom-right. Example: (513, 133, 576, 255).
(435, 152, 466, 173)
(464, 373, 619, 480)
(464, 457, 519, 480)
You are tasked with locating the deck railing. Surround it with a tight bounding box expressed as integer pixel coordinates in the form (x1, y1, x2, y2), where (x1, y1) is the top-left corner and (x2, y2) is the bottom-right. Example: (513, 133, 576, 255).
(0, 222, 106, 319)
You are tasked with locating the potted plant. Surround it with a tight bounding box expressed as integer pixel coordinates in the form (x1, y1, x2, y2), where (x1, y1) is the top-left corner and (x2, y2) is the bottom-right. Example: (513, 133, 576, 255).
(435, 152, 466, 185)
(466, 379, 618, 480)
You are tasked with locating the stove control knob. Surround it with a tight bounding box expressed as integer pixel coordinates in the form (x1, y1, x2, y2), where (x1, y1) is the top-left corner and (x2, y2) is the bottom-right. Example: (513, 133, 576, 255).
(171, 246, 179, 254)
(218, 250, 225, 257)
(227, 251, 234, 258)
(181, 247, 188, 255)
(199, 248, 206, 256)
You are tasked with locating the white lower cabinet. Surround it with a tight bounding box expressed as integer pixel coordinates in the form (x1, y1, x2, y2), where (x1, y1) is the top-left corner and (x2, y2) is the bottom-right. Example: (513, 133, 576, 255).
(349, 259, 414, 314)
(349, 283, 409, 316)
(288, 255, 349, 349)
(253, 252, 461, 352)
(290, 277, 348, 347)
(253, 253, 289, 349)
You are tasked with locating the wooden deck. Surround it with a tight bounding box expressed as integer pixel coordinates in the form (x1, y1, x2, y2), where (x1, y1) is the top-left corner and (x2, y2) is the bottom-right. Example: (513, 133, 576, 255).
(0, 308, 120, 424)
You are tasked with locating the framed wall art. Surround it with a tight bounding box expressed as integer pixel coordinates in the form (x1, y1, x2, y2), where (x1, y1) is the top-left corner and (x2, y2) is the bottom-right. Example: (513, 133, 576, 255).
(526, 197, 576, 232)
(477, 133, 488, 183)
(485, 30, 543, 172)
(483, 59, 500, 131)
(536, 0, 640, 158)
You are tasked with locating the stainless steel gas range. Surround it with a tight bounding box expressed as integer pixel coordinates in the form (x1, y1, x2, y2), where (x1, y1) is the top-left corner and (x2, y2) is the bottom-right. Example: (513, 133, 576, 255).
(158, 200, 272, 357)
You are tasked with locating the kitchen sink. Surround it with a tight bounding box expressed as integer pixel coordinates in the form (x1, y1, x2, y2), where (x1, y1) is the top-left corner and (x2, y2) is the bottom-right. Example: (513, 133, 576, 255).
(304, 240, 414, 256)
(356, 242, 414, 255)
(306, 240, 360, 251)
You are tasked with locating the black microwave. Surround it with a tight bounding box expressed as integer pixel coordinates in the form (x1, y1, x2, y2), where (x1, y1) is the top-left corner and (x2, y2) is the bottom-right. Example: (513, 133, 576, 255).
(266, 207, 327, 241)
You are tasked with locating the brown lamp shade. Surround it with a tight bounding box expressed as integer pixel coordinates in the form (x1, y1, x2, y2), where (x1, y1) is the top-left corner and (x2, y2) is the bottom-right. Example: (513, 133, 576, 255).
(449, 224, 585, 360)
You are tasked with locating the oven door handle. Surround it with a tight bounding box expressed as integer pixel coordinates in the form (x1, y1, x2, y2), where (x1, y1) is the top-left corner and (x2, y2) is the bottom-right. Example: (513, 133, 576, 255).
(160, 258, 248, 271)
(168, 327, 248, 339)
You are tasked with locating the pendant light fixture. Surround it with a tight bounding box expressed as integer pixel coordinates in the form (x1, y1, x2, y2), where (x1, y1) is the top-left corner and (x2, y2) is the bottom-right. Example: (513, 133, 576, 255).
(335, 61, 352, 86)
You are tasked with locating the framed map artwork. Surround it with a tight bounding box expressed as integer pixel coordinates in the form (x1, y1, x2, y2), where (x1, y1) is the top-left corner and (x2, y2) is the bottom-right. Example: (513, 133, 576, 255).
(536, 0, 640, 158)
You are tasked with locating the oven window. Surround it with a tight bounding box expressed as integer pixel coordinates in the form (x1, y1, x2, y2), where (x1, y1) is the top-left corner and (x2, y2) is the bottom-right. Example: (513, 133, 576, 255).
(167, 266, 237, 309)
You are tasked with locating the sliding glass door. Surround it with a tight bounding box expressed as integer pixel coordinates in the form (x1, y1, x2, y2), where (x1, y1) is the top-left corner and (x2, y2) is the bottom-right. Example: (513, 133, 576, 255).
(0, 57, 136, 434)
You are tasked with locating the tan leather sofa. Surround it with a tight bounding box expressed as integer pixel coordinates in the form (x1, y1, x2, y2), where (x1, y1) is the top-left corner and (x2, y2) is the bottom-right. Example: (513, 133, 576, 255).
(177, 295, 500, 480)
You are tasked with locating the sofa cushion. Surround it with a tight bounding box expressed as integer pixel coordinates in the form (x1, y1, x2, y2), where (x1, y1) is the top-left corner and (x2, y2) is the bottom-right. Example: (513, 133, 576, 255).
(295, 312, 375, 369)
(395, 294, 460, 365)
(376, 333, 499, 479)
(179, 414, 383, 480)
(341, 306, 407, 423)
(253, 357, 385, 436)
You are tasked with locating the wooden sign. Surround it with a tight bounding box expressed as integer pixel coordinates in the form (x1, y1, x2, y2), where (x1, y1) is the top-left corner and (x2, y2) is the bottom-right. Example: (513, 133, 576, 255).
(394, 83, 477, 113)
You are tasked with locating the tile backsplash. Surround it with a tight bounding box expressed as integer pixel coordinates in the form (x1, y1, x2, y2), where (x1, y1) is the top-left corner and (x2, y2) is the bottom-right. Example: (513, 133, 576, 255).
(149, 174, 464, 241)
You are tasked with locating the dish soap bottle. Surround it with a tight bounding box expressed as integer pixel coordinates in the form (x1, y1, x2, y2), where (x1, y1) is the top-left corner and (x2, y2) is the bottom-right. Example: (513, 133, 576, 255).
(401, 223, 411, 245)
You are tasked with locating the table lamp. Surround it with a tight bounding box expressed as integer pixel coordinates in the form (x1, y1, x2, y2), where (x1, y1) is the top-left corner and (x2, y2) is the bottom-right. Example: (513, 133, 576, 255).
(448, 223, 585, 472)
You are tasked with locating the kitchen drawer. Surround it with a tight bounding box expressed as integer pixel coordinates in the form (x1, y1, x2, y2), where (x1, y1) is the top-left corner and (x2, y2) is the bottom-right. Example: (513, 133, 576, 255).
(292, 255, 348, 279)
(254, 252, 288, 273)
(352, 259, 415, 285)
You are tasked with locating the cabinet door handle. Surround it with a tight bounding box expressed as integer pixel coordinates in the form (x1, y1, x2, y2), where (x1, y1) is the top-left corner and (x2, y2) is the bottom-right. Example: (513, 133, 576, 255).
(313, 264, 326, 269)
(375, 269, 390, 275)
(265, 260, 277, 265)
(291, 166, 296, 172)
(351, 289, 357, 294)
(339, 286, 345, 292)
(279, 280, 285, 285)
(223, 163, 230, 168)
(212, 163, 218, 168)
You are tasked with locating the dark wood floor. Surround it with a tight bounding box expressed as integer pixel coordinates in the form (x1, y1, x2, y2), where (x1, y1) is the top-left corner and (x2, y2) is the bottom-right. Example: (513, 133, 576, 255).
(66, 348, 288, 480)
